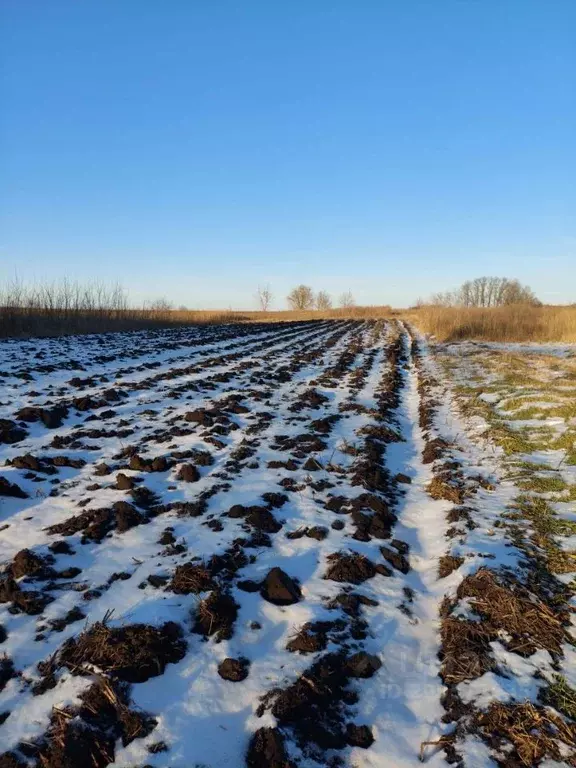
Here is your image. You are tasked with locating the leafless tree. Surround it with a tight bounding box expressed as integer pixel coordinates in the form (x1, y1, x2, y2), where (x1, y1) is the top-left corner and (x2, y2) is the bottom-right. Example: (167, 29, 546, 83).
(256, 284, 273, 312)
(287, 284, 315, 310)
(144, 297, 174, 314)
(339, 290, 355, 309)
(430, 277, 540, 307)
(315, 290, 332, 310)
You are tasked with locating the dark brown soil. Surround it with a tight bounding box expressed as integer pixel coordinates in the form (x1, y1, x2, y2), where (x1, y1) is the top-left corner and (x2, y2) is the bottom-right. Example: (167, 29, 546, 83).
(346, 723, 374, 748)
(0, 753, 26, 768)
(0, 576, 52, 614)
(0, 477, 28, 499)
(15, 405, 68, 429)
(193, 590, 239, 640)
(261, 568, 301, 606)
(345, 651, 382, 678)
(428, 476, 466, 504)
(8, 549, 54, 579)
(324, 552, 377, 584)
(380, 545, 410, 574)
(422, 437, 449, 464)
(36, 712, 115, 768)
(0, 657, 15, 692)
(286, 620, 346, 654)
(246, 727, 293, 768)
(438, 554, 464, 578)
(115, 473, 136, 490)
(113, 502, 144, 532)
(170, 562, 214, 594)
(79, 678, 156, 747)
(246, 507, 282, 533)
(176, 463, 200, 482)
(218, 657, 250, 682)
(0, 419, 27, 445)
(58, 621, 187, 683)
(263, 650, 377, 754)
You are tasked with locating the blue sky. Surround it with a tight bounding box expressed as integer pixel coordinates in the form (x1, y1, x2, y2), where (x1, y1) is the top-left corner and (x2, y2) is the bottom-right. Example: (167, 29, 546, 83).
(1, 1, 575, 308)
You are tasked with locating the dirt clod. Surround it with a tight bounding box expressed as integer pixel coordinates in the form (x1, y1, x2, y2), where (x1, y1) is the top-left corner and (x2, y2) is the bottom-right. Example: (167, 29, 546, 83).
(324, 552, 376, 584)
(261, 568, 302, 606)
(218, 657, 250, 682)
(59, 621, 187, 683)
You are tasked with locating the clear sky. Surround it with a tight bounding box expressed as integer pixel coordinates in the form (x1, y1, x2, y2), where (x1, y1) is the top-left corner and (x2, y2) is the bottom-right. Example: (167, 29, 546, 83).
(1, 1, 575, 308)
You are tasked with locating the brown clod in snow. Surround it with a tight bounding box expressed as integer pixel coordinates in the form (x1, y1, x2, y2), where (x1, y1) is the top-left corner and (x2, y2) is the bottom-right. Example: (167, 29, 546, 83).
(113, 501, 144, 532)
(438, 554, 464, 578)
(422, 437, 449, 464)
(8, 549, 53, 579)
(193, 590, 239, 640)
(303, 457, 322, 471)
(267, 652, 353, 751)
(176, 463, 200, 482)
(0, 477, 28, 499)
(261, 568, 301, 606)
(0, 656, 15, 692)
(58, 621, 187, 683)
(380, 545, 410, 574)
(246, 507, 282, 533)
(217, 657, 250, 682)
(0, 418, 27, 445)
(345, 652, 382, 678)
(184, 409, 214, 427)
(346, 723, 374, 748)
(428, 476, 466, 504)
(246, 727, 293, 768)
(324, 552, 376, 584)
(115, 473, 136, 490)
(169, 562, 214, 594)
(36, 710, 114, 768)
(286, 620, 346, 654)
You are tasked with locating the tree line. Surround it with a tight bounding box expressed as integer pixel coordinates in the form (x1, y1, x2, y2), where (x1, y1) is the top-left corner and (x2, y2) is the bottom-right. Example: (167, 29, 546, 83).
(256, 284, 355, 311)
(427, 276, 540, 308)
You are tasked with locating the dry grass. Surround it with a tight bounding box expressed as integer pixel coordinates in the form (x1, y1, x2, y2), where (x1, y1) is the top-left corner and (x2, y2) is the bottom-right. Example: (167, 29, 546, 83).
(0, 278, 394, 339)
(0, 305, 249, 338)
(473, 701, 576, 766)
(406, 305, 576, 342)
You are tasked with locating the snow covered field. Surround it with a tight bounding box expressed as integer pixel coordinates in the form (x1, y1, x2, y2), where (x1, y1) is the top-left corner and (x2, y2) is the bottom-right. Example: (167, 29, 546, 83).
(0, 321, 574, 767)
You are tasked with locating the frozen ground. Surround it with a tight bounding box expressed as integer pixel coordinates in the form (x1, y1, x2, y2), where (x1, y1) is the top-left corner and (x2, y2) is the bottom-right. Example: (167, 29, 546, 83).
(0, 321, 574, 767)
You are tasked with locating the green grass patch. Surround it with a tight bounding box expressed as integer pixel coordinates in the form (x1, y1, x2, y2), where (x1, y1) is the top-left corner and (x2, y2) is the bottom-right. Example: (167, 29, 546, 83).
(518, 475, 569, 494)
(541, 675, 576, 720)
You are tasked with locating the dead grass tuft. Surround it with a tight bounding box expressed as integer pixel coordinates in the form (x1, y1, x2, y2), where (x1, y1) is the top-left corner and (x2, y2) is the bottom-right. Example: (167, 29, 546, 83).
(58, 620, 187, 683)
(473, 701, 576, 766)
(456, 568, 567, 656)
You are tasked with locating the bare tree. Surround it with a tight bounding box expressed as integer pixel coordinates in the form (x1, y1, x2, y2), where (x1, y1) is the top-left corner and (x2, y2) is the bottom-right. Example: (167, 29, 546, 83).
(144, 297, 174, 315)
(315, 290, 332, 311)
(430, 277, 540, 307)
(256, 284, 273, 312)
(287, 284, 315, 310)
(339, 290, 355, 309)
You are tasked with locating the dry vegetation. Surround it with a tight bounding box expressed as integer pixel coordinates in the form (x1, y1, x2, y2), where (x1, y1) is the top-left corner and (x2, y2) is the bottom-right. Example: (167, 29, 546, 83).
(0, 279, 394, 338)
(406, 304, 576, 343)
